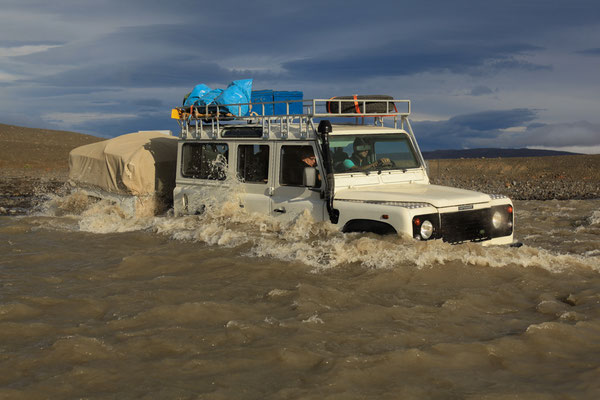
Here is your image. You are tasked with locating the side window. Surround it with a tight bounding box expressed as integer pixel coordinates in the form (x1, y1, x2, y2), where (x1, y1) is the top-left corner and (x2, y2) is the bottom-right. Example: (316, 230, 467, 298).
(181, 143, 228, 180)
(280, 145, 316, 186)
(238, 144, 269, 184)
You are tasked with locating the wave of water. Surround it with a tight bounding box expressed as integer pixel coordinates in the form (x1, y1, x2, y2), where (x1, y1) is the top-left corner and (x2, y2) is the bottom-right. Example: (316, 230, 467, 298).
(35, 191, 600, 274)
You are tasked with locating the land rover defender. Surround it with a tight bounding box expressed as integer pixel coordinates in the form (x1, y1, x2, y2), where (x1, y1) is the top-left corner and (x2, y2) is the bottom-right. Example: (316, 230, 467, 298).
(171, 97, 515, 245)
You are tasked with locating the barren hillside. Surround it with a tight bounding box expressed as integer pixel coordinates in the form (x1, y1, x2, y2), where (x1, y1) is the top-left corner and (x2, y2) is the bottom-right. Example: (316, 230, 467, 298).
(0, 124, 102, 213)
(0, 123, 102, 178)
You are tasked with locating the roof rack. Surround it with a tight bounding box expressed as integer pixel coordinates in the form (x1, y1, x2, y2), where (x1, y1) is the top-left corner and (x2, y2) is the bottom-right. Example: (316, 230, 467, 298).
(172, 98, 411, 140)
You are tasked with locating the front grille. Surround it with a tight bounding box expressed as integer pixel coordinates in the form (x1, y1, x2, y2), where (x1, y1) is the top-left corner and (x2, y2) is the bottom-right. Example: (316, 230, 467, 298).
(441, 209, 492, 244)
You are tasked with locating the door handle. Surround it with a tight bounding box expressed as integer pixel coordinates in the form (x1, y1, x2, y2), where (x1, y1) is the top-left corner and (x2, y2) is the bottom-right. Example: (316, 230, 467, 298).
(274, 208, 286, 213)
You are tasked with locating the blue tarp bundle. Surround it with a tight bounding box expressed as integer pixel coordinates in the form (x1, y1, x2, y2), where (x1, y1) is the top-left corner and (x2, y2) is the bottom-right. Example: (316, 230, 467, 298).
(216, 79, 252, 116)
(183, 79, 253, 116)
(183, 84, 211, 107)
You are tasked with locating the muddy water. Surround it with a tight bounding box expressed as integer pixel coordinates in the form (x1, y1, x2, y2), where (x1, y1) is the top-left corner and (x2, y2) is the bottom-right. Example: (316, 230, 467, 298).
(1, 196, 599, 399)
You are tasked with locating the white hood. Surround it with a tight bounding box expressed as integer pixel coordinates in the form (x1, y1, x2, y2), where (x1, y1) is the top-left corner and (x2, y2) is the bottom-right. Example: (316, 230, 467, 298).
(335, 183, 491, 208)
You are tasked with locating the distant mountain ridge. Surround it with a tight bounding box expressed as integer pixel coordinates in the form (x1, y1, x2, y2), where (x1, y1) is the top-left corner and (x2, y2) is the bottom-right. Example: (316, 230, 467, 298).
(422, 148, 581, 160)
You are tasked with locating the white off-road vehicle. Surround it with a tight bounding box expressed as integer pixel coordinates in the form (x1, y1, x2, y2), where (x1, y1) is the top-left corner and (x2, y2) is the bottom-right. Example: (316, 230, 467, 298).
(172, 97, 515, 245)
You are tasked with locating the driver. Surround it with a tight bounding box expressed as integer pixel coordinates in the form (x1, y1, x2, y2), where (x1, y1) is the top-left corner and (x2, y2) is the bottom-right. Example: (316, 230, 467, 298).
(343, 137, 392, 171)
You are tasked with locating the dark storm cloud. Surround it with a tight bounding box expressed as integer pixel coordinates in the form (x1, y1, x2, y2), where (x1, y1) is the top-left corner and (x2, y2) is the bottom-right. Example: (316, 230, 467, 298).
(577, 47, 600, 56)
(7, 1, 563, 74)
(449, 109, 538, 132)
(28, 58, 262, 88)
(0, 40, 64, 47)
(7, 0, 600, 29)
(0, 2, 566, 88)
(12, 87, 114, 96)
(13, 24, 224, 65)
(33, 41, 546, 88)
(282, 43, 548, 81)
(2, 0, 599, 150)
(485, 59, 552, 73)
(413, 108, 539, 150)
(470, 86, 494, 96)
(13, 25, 195, 66)
(131, 99, 164, 108)
(79, 113, 174, 138)
(518, 121, 600, 147)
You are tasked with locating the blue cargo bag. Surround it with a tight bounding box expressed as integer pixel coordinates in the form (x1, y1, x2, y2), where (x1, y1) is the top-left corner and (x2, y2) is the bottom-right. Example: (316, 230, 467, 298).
(183, 84, 211, 106)
(215, 79, 253, 116)
(196, 88, 223, 107)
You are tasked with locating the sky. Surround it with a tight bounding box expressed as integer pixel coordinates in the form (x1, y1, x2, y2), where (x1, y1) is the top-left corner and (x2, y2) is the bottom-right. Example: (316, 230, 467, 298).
(1, 0, 599, 153)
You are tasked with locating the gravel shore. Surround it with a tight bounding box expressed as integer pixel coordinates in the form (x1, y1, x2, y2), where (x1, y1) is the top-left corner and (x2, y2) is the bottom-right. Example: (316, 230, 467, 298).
(1, 123, 599, 215)
(427, 155, 600, 200)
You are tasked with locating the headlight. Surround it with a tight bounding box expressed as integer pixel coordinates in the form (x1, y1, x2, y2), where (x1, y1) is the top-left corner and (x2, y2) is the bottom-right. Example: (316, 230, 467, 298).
(413, 213, 439, 240)
(492, 211, 503, 229)
(490, 204, 514, 238)
(420, 220, 434, 239)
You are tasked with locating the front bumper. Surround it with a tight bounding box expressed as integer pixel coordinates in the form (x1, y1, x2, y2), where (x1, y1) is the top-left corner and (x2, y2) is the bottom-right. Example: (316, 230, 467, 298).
(412, 204, 514, 245)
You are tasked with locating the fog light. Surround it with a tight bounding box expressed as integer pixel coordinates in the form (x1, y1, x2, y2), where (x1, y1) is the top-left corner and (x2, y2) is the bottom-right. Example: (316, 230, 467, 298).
(420, 220, 433, 239)
(492, 211, 503, 229)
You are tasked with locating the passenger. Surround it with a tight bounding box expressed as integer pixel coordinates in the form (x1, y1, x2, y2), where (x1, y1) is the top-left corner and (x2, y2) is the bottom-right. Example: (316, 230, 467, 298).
(300, 147, 321, 187)
(343, 137, 392, 171)
(282, 146, 318, 186)
(300, 147, 317, 168)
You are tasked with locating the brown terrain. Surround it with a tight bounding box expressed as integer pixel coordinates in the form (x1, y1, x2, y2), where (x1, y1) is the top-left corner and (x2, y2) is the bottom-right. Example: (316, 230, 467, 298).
(0, 123, 102, 214)
(0, 123, 599, 214)
(427, 156, 600, 200)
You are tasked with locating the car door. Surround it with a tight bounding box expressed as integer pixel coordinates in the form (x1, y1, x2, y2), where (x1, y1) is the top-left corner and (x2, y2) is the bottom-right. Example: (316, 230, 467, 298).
(236, 142, 272, 214)
(270, 143, 326, 222)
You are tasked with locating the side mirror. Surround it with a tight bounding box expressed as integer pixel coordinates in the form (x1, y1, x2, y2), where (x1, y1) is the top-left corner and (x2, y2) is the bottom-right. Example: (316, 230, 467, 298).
(303, 167, 317, 187)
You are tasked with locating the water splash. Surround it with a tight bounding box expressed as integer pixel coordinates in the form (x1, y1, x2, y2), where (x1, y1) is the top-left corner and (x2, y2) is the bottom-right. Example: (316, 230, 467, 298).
(33, 189, 600, 273)
(589, 210, 600, 226)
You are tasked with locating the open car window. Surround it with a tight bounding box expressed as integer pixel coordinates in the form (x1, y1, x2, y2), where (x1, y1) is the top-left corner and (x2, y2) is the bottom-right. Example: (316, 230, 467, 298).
(329, 134, 420, 173)
(181, 143, 229, 180)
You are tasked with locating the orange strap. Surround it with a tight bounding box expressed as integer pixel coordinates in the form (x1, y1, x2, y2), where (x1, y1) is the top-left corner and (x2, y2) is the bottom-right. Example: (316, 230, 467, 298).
(327, 95, 396, 114)
(353, 94, 361, 113)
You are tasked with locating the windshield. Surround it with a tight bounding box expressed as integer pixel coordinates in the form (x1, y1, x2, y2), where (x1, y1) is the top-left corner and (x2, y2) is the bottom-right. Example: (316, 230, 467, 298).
(329, 134, 420, 173)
